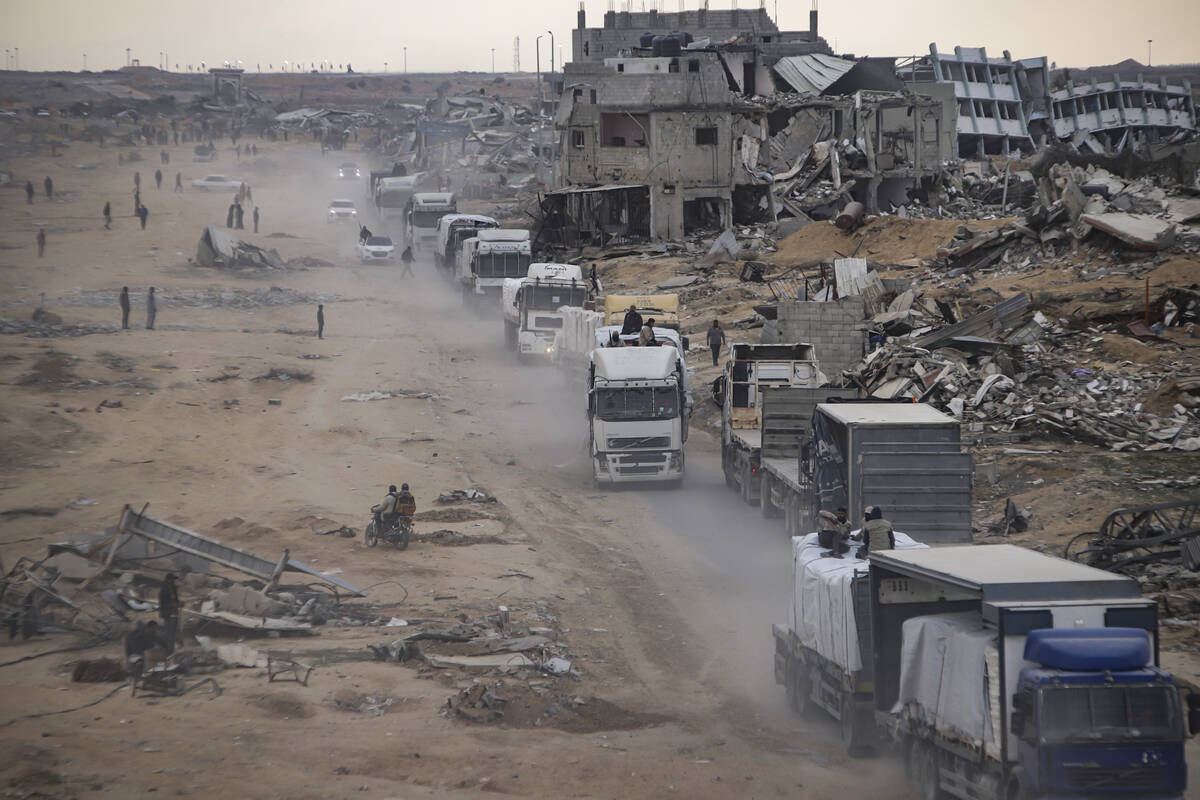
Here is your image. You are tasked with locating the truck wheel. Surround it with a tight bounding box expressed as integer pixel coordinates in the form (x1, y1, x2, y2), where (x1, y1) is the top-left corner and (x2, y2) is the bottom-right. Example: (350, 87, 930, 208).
(722, 451, 736, 490)
(740, 465, 759, 507)
(840, 693, 874, 757)
(760, 478, 780, 518)
(504, 320, 518, 349)
(786, 659, 818, 719)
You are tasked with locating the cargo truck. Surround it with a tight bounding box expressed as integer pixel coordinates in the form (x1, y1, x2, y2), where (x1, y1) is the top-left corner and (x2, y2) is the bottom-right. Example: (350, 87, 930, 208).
(588, 346, 688, 486)
(502, 263, 590, 361)
(434, 214, 498, 271)
(773, 541, 1194, 799)
(456, 229, 532, 310)
(756, 401, 974, 542)
(712, 343, 828, 506)
(408, 192, 457, 255)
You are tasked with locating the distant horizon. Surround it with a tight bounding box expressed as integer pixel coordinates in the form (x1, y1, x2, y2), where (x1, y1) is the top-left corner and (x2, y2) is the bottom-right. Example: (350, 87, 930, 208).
(2, 0, 1197, 75)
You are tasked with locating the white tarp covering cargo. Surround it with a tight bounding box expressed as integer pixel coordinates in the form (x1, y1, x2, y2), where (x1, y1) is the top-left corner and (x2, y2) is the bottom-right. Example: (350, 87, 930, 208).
(894, 612, 1000, 759)
(789, 531, 926, 672)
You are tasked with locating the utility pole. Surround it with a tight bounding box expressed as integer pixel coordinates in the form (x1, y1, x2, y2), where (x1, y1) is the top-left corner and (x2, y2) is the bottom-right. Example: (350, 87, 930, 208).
(548, 30, 555, 75)
(126, 47, 131, 67)
(491, 48, 495, 73)
(536, 34, 543, 109)
(82, 53, 86, 70)
(404, 47, 407, 73)
(1147, 39, 1153, 67)
(513, 36, 520, 72)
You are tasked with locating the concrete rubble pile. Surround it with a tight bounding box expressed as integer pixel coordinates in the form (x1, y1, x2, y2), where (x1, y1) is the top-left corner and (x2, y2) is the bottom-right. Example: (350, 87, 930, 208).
(841, 296, 1200, 451)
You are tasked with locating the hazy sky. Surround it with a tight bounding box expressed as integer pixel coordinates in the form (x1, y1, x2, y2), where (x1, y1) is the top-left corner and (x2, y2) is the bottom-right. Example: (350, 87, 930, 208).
(2, 0, 1197, 74)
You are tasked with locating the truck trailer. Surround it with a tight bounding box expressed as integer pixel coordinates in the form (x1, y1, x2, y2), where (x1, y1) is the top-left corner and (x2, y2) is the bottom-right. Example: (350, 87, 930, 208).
(773, 540, 1193, 799)
(434, 214, 498, 271)
(502, 263, 590, 361)
(588, 346, 688, 486)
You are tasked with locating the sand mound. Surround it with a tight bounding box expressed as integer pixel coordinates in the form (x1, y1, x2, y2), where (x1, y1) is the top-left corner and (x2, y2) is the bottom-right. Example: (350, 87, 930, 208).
(766, 215, 1013, 267)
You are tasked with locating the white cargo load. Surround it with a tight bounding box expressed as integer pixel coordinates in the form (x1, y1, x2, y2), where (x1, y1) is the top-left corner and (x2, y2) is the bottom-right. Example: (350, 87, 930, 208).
(789, 531, 926, 672)
(894, 613, 1001, 760)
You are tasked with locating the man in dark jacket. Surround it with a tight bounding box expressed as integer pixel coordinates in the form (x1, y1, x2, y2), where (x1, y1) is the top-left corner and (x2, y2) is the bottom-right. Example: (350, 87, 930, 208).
(706, 320, 726, 367)
(119, 286, 131, 329)
(621, 304, 643, 336)
(158, 574, 181, 653)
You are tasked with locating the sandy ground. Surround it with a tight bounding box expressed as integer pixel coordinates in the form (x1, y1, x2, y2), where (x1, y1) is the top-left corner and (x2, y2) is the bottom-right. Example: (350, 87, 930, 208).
(0, 138, 937, 799)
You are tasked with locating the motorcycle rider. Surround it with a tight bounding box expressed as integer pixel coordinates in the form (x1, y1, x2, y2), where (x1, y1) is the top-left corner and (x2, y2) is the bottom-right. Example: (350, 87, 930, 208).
(371, 484, 416, 533)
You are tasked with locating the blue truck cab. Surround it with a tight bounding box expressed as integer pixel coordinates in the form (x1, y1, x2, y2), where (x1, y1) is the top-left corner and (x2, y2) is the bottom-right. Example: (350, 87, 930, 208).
(1010, 628, 1187, 799)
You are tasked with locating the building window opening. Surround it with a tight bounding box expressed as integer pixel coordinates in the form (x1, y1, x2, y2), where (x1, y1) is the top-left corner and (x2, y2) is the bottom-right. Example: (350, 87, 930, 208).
(572, 130, 586, 149)
(688, 59, 700, 73)
(695, 126, 718, 146)
(602, 113, 648, 147)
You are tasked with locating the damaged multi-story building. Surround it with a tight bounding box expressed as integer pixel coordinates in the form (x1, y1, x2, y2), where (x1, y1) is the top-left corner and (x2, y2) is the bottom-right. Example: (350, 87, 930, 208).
(899, 44, 1197, 156)
(545, 7, 956, 245)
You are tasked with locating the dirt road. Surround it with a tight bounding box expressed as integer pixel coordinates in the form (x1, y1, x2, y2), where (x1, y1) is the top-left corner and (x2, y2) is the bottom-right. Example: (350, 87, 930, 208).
(0, 138, 925, 799)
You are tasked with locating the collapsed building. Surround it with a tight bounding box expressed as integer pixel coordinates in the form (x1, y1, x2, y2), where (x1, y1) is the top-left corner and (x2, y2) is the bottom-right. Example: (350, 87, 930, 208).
(548, 45, 951, 244)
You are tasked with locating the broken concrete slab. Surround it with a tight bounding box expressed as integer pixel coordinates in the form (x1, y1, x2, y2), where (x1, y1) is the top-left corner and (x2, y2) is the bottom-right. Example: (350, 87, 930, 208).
(427, 653, 535, 670)
(657, 275, 699, 290)
(1080, 213, 1177, 251)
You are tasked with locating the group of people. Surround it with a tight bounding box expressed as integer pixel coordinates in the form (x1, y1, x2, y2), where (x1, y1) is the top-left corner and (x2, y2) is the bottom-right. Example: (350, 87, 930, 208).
(118, 286, 157, 330)
(226, 201, 259, 232)
(817, 505, 895, 559)
(611, 304, 663, 348)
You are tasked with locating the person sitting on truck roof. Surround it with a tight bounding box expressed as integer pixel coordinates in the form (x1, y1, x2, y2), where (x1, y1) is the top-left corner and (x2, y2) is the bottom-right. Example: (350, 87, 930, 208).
(608, 330, 623, 347)
(638, 318, 658, 347)
(860, 506, 895, 555)
(621, 305, 643, 336)
(818, 508, 852, 557)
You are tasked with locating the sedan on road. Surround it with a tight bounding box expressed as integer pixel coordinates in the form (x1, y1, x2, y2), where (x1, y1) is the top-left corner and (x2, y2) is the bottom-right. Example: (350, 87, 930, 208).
(327, 199, 358, 223)
(356, 235, 396, 263)
(192, 174, 243, 191)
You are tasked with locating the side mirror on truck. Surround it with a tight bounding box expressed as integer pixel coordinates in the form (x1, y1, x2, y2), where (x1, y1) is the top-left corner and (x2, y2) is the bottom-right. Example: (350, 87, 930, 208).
(1187, 693, 1200, 737)
(681, 336, 690, 351)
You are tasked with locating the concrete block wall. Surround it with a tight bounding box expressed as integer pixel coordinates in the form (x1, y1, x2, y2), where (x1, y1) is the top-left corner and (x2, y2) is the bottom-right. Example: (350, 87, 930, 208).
(775, 297, 867, 379)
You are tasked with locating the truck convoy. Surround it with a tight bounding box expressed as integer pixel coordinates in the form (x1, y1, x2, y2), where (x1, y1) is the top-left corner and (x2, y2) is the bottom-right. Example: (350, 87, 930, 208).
(408, 192, 457, 255)
(434, 214, 498, 271)
(587, 346, 689, 486)
(457, 229, 532, 308)
(502, 263, 590, 361)
(774, 537, 1193, 799)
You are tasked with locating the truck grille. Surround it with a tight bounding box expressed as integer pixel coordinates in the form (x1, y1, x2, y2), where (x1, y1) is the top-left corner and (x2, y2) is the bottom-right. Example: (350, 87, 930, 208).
(608, 436, 670, 449)
(1064, 765, 1167, 789)
(534, 316, 564, 328)
(617, 465, 662, 475)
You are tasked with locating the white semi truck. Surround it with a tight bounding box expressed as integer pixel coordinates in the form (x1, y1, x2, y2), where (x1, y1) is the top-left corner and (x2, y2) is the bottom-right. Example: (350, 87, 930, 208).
(408, 192, 457, 255)
(587, 347, 689, 486)
(501, 263, 590, 361)
(456, 229, 532, 310)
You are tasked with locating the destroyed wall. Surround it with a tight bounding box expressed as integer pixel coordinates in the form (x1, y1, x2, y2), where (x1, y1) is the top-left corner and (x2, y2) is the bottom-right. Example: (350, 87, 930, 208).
(1050, 76, 1197, 150)
(905, 82, 958, 163)
(774, 298, 867, 378)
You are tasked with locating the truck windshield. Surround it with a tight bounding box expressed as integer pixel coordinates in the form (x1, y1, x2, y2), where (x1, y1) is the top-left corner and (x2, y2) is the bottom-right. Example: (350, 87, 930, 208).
(524, 285, 588, 309)
(1039, 685, 1181, 744)
(412, 210, 447, 228)
(595, 387, 678, 421)
(476, 252, 531, 278)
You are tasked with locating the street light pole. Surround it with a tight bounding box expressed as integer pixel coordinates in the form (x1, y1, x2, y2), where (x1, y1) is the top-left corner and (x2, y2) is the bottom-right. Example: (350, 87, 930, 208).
(536, 35, 543, 109)
(1147, 39, 1153, 67)
(403, 47, 407, 73)
(491, 48, 495, 73)
(548, 30, 555, 75)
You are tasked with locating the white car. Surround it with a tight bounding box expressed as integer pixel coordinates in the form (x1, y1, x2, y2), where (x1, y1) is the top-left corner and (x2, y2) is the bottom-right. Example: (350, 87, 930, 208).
(327, 199, 358, 222)
(337, 162, 361, 179)
(192, 174, 243, 191)
(356, 235, 396, 263)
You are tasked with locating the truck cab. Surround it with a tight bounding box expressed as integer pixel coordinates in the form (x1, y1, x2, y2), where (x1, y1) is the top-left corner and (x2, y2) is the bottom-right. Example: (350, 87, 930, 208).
(588, 347, 687, 486)
(435, 214, 498, 270)
(1009, 628, 1187, 799)
(502, 263, 590, 360)
(408, 191, 457, 254)
(457, 229, 532, 309)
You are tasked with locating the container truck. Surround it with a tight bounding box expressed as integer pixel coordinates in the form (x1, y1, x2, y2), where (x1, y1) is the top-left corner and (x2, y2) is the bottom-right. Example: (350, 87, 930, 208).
(408, 192, 457, 255)
(588, 346, 688, 486)
(712, 343, 828, 506)
(434, 214, 498, 271)
(756, 401, 973, 542)
(773, 541, 1194, 799)
(456, 229, 532, 310)
(502, 263, 590, 361)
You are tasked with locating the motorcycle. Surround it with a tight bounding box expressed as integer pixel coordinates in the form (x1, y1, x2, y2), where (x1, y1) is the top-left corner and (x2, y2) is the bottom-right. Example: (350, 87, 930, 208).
(364, 514, 412, 550)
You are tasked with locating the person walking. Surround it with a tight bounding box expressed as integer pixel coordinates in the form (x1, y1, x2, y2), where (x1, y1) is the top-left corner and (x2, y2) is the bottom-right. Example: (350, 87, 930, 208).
(316, 304, 325, 339)
(158, 573, 180, 653)
(25, 180, 34, 204)
(252, 206, 259, 233)
(43, 176, 53, 198)
(154, 168, 162, 189)
(137, 204, 148, 229)
(103, 201, 112, 229)
(706, 320, 726, 367)
(119, 286, 131, 329)
(400, 246, 414, 278)
(36, 229, 46, 258)
(133, 171, 140, 190)
(226, 203, 235, 228)
(234, 203, 244, 230)
(132, 188, 140, 215)
(174, 172, 182, 192)
(145, 287, 157, 329)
